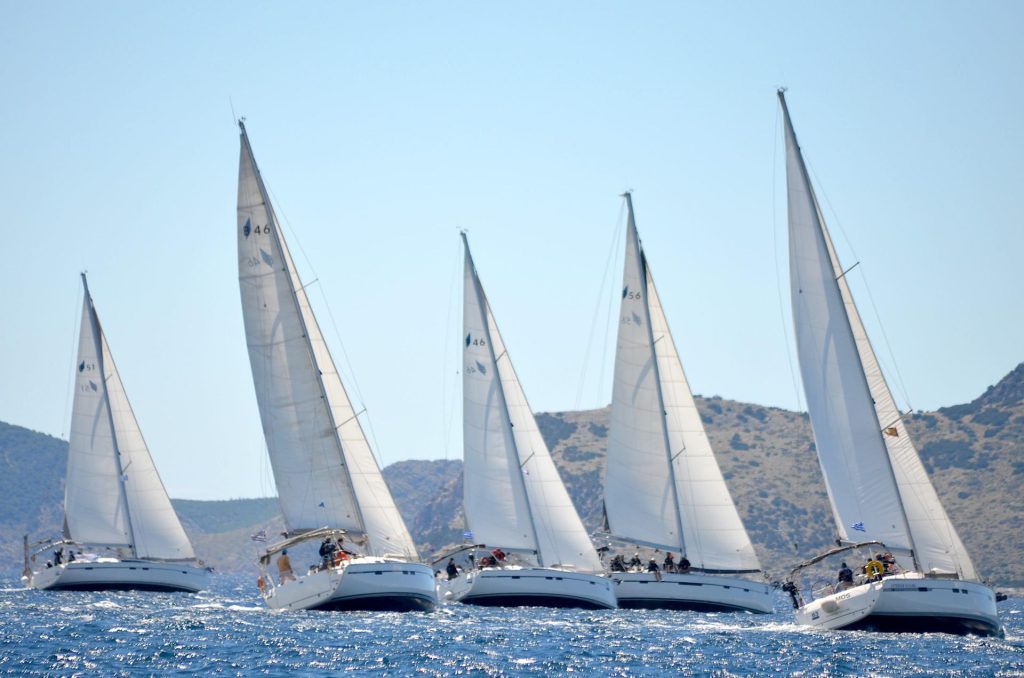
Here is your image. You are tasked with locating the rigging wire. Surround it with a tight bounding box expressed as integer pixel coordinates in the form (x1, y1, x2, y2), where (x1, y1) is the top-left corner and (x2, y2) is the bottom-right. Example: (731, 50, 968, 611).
(61, 278, 84, 439)
(265, 182, 391, 469)
(804, 160, 915, 413)
(574, 200, 627, 411)
(772, 104, 804, 413)
(440, 234, 462, 460)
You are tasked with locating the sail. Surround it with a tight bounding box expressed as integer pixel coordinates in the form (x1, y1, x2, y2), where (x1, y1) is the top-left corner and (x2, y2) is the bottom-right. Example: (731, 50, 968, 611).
(65, 289, 133, 548)
(65, 277, 195, 560)
(780, 91, 974, 577)
(605, 197, 760, 572)
(462, 235, 603, 573)
(237, 123, 417, 558)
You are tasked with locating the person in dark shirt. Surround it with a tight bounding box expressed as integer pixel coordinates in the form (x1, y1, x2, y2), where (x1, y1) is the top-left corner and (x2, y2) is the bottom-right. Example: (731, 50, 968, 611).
(678, 556, 691, 572)
(446, 558, 459, 580)
(647, 558, 662, 582)
(318, 538, 337, 569)
(663, 552, 676, 573)
(837, 562, 854, 590)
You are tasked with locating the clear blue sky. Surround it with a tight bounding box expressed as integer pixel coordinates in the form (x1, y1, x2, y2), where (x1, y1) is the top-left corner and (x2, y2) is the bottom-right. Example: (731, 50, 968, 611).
(2, 2, 1021, 500)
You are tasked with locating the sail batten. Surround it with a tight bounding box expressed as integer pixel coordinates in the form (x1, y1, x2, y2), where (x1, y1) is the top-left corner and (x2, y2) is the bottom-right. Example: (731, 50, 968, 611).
(236, 123, 418, 559)
(780, 91, 974, 578)
(462, 235, 604, 573)
(605, 197, 761, 572)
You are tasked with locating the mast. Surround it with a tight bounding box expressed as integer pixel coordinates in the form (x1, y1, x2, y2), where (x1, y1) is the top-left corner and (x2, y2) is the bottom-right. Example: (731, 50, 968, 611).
(461, 233, 544, 563)
(81, 273, 138, 557)
(238, 120, 368, 538)
(624, 193, 687, 557)
(778, 90, 920, 570)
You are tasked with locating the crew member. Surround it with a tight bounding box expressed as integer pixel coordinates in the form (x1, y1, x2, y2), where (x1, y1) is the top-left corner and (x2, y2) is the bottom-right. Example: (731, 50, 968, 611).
(837, 562, 854, 590)
(277, 549, 296, 582)
(647, 558, 662, 582)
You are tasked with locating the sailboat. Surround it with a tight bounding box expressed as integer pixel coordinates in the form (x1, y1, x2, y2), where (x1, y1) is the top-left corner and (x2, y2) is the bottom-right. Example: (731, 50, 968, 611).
(437, 234, 617, 609)
(24, 274, 208, 593)
(778, 90, 1001, 636)
(602, 193, 773, 612)
(236, 121, 436, 612)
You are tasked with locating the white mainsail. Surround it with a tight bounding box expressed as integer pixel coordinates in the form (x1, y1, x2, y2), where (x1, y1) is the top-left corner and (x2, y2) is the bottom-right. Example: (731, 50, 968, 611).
(236, 122, 417, 559)
(462, 234, 603, 573)
(64, 275, 196, 561)
(780, 90, 975, 578)
(605, 195, 760, 572)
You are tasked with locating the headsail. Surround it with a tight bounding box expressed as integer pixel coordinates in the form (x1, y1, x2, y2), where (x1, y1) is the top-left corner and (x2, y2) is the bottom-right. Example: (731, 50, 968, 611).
(236, 122, 417, 559)
(64, 275, 195, 560)
(462, 235, 603, 573)
(780, 90, 974, 578)
(605, 195, 760, 572)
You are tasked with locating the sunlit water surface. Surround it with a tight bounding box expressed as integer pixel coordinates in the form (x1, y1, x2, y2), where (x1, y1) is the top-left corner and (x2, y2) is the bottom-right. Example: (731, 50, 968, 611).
(1, 574, 1021, 675)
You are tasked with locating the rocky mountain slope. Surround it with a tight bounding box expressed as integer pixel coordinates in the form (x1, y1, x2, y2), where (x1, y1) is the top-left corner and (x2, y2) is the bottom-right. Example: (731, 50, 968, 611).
(2, 364, 1021, 583)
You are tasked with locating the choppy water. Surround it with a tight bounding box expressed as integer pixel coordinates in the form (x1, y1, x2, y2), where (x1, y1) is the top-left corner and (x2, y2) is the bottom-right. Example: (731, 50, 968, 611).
(1, 574, 1022, 675)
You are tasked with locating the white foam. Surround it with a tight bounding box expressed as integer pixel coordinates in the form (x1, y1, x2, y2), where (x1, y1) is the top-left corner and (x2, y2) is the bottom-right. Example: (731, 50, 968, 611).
(90, 601, 121, 609)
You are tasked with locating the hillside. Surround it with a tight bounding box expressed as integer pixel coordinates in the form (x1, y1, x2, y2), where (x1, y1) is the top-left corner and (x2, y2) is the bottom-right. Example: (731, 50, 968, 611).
(1, 364, 1021, 583)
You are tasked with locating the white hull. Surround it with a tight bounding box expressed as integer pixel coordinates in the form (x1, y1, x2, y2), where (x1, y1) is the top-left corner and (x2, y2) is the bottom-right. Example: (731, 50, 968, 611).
(612, 571, 773, 613)
(794, 573, 1001, 636)
(26, 559, 208, 593)
(262, 558, 436, 612)
(439, 566, 617, 609)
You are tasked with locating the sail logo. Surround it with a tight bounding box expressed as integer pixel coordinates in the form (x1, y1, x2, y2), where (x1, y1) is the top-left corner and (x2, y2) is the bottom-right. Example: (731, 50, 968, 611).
(88, 381, 98, 392)
(243, 218, 251, 238)
(852, 521, 866, 532)
(260, 249, 274, 267)
(622, 285, 629, 299)
(475, 360, 487, 375)
(79, 361, 85, 372)
(465, 333, 472, 347)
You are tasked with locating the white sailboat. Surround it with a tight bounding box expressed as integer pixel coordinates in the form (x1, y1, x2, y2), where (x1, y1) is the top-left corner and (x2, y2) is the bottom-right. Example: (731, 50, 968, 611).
(236, 121, 436, 612)
(778, 90, 1001, 636)
(603, 193, 773, 613)
(437, 234, 617, 609)
(24, 274, 208, 593)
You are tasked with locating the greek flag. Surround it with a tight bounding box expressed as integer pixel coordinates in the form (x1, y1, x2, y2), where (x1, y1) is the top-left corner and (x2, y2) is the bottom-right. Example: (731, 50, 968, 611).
(250, 529, 267, 542)
(463, 530, 473, 540)
(852, 521, 866, 532)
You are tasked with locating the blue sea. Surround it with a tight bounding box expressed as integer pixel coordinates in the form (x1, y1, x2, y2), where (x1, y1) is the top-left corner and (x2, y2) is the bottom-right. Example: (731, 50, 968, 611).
(1, 574, 1021, 676)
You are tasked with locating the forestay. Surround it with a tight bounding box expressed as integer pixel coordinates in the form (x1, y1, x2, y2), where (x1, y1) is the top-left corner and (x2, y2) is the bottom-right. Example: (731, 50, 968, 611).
(780, 91, 974, 578)
(236, 123, 417, 559)
(462, 235, 603, 573)
(65, 276, 195, 560)
(605, 196, 760, 572)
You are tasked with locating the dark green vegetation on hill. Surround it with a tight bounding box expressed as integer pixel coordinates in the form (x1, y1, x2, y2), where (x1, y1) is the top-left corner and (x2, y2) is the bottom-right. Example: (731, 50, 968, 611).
(2, 365, 1021, 583)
